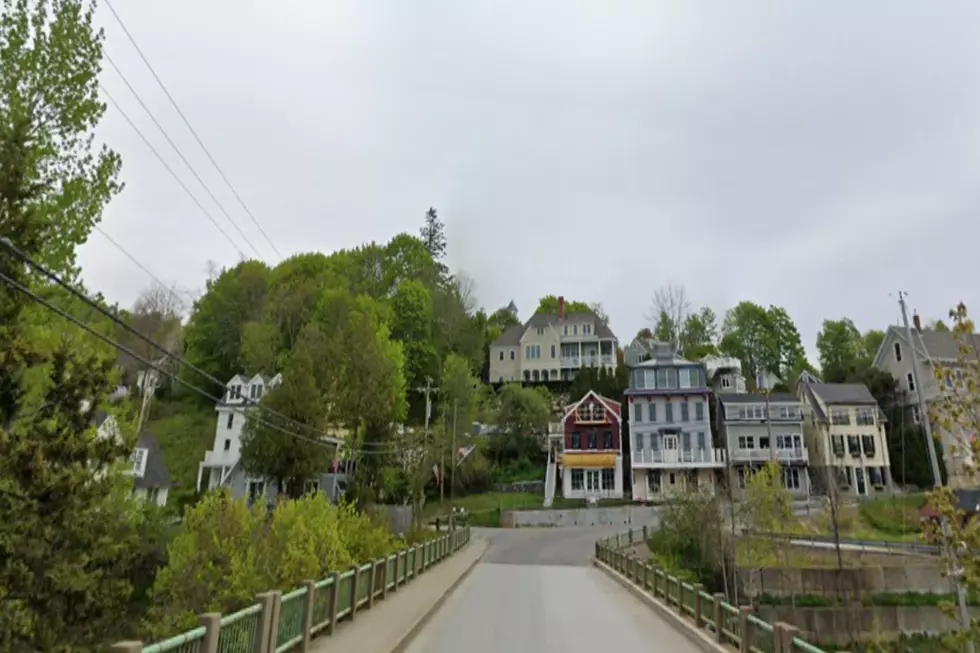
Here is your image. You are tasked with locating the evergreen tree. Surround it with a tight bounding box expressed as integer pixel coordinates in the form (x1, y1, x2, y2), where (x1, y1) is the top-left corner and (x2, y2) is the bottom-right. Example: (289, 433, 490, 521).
(419, 207, 447, 260)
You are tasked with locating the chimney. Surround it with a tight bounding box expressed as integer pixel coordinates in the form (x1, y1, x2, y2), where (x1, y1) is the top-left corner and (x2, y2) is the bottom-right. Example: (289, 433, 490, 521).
(913, 312, 922, 332)
(557, 296, 565, 320)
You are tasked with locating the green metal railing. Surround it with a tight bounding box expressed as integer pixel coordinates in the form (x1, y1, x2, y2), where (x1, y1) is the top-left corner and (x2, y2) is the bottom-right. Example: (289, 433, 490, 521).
(595, 527, 834, 653)
(123, 527, 473, 653)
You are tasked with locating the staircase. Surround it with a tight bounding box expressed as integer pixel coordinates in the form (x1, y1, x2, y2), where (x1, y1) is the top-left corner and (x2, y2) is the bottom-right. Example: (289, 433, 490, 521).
(543, 453, 557, 508)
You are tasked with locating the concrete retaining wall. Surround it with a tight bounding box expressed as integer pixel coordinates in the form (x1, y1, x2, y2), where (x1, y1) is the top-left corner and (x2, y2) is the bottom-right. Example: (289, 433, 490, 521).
(740, 561, 949, 597)
(757, 605, 980, 646)
(504, 505, 659, 528)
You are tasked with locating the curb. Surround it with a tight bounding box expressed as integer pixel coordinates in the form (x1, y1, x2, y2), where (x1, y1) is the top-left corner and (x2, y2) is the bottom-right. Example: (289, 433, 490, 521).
(388, 539, 488, 653)
(592, 558, 728, 653)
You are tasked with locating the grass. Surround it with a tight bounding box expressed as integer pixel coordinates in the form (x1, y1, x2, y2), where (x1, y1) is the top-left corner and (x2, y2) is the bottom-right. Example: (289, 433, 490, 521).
(142, 397, 217, 511)
(791, 494, 927, 544)
(757, 590, 980, 607)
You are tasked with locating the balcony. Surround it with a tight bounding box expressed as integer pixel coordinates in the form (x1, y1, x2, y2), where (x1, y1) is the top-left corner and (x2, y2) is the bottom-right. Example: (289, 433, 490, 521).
(203, 449, 238, 467)
(632, 448, 727, 468)
(729, 448, 809, 464)
(560, 354, 615, 368)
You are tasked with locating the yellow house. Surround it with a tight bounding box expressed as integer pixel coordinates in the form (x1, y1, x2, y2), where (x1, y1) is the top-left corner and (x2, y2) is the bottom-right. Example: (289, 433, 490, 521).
(797, 374, 893, 498)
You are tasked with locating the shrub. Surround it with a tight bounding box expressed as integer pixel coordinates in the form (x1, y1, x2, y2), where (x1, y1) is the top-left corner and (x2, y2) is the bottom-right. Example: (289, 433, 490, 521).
(859, 495, 926, 537)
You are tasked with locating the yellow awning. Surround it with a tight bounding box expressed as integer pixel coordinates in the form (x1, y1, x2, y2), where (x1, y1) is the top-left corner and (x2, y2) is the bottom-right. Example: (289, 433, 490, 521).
(561, 453, 617, 468)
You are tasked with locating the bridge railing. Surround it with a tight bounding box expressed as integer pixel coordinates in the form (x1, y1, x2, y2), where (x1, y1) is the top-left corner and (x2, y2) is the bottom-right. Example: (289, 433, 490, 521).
(112, 527, 472, 653)
(594, 527, 834, 653)
(740, 530, 942, 556)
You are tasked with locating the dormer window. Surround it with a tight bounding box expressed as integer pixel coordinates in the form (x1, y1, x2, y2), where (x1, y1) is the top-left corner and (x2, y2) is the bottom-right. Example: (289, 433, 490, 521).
(721, 375, 732, 389)
(131, 448, 148, 478)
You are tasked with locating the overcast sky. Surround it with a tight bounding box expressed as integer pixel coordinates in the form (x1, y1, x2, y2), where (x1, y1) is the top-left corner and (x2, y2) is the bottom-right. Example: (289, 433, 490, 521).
(77, 1, 980, 364)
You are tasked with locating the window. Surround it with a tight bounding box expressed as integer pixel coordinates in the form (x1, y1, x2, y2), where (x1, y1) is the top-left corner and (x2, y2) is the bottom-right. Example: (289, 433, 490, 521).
(523, 370, 531, 381)
(510, 350, 515, 360)
(498, 376, 504, 383)
(499, 351, 504, 360)
(574, 325, 578, 335)
(912, 406, 921, 424)
(571, 469, 584, 490)
(737, 436, 755, 449)
(695, 402, 704, 421)
(721, 375, 732, 389)
(783, 467, 801, 490)
(665, 402, 674, 423)
(847, 435, 860, 456)
(907, 372, 916, 393)
(536, 327, 544, 336)
(679, 369, 692, 389)
(551, 345, 556, 358)
(601, 468, 615, 490)
(223, 438, 231, 451)
(831, 436, 845, 457)
(536, 345, 541, 359)
(633, 402, 642, 423)
(248, 480, 266, 501)
(680, 402, 690, 422)
(648, 402, 657, 422)
(696, 432, 706, 449)
(584, 324, 593, 336)
(737, 405, 765, 420)
(571, 433, 581, 449)
(855, 407, 876, 426)
(737, 468, 746, 489)
(563, 325, 568, 335)
(759, 436, 770, 450)
(777, 406, 800, 420)
(868, 467, 883, 487)
(830, 408, 850, 426)
(226, 413, 234, 429)
(894, 342, 902, 362)
(304, 479, 320, 495)
(603, 431, 614, 449)
(587, 429, 597, 449)
(861, 435, 876, 457)
(131, 448, 148, 477)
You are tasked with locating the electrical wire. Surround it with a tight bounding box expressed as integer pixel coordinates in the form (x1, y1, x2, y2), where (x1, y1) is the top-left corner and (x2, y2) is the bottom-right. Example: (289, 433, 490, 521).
(102, 53, 265, 260)
(93, 224, 192, 312)
(102, 0, 284, 261)
(99, 84, 248, 260)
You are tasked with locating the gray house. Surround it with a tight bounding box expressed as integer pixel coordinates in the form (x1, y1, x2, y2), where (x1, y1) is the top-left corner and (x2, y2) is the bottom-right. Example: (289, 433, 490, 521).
(131, 432, 173, 507)
(716, 392, 811, 498)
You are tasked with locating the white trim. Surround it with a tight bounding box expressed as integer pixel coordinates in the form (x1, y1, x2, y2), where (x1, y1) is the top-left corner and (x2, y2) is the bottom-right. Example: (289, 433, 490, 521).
(560, 390, 621, 425)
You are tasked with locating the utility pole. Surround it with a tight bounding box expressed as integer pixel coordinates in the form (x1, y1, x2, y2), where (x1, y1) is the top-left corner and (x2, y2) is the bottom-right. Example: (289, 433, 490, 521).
(899, 291, 974, 652)
(450, 400, 458, 531)
(413, 378, 439, 520)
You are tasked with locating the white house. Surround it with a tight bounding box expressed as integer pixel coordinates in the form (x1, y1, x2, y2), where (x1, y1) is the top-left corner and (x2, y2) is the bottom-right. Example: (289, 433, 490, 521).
(92, 410, 171, 507)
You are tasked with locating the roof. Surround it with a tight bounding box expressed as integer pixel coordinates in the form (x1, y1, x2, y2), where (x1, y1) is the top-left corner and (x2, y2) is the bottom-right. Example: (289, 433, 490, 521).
(874, 325, 980, 367)
(93, 410, 111, 428)
(808, 383, 877, 406)
(493, 324, 525, 347)
(561, 390, 622, 423)
(489, 309, 618, 347)
(133, 432, 172, 490)
(717, 392, 800, 405)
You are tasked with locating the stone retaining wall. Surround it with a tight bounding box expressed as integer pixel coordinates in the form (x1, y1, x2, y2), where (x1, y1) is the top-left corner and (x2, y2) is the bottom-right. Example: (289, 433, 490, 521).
(504, 505, 659, 528)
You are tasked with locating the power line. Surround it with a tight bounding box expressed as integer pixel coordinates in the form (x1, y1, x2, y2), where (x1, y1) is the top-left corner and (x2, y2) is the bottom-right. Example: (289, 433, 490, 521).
(102, 0, 284, 261)
(93, 224, 192, 312)
(0, 266, 345, 453)
(103, 53, 265, 260)
(1, 237, 344, 447)
(99, 84, 247, 260)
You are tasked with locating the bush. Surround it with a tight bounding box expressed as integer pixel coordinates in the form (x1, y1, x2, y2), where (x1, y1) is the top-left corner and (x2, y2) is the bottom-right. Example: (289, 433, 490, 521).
(145, 490, 397, 637)
(859, 495, 926, 537)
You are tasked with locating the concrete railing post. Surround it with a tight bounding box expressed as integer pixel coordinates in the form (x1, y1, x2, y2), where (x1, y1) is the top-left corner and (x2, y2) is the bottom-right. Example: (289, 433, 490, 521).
(650, 564, 659, 597)
(738, 606, 753, 653)
(300, 581, 316, 653)
(110, 642, 142, 653)
(391, 553, 401, 593)
(628, 528, 634, 545)
(642, 524, 649, 541)
(326, 572, 340, 636)
(367, 561, 378, 609)
(675, 579, 685, 615)
(595, 541, 600, 559)
(349, 564, 361, 621)
(693, 584, 704, 628)
(643, 563, 651, 591)
(774, 622, 800, 653)
(198, 613, 221, 653)
(616, 532, 623, 548)
(713, 593, 726, 644)
(414, 544, 421, 577)
(382, 556, 390, 600)
(254, 591, 280, 653)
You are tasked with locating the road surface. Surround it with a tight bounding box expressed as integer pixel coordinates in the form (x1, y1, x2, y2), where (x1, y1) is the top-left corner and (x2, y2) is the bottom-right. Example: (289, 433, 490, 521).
(405, 525, 701, 653)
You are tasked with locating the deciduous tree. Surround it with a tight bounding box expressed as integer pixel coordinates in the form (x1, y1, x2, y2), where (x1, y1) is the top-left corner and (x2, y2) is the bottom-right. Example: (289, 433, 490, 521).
(680, 306, 719, 360)
(648, 283, 690, 348)
(720, 302, 807, 383)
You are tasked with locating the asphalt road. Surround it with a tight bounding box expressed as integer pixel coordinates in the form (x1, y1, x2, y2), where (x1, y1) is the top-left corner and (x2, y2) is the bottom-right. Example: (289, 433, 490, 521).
(405, 525, 701, 653)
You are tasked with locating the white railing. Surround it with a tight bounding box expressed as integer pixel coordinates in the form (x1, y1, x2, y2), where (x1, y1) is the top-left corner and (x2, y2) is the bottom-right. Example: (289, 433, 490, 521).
(632, 448, 727, 467)
(202, 450, 238, 466)
(561, 355, 614, 368)
(729, 448, 809, 463)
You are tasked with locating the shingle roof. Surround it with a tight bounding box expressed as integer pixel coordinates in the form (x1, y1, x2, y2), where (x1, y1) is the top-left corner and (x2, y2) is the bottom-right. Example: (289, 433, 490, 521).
(808, 382, 877, 405)
(493, 324, 525, 346)
(133, 432, 172, 490)
(490, 310, 618, 347)
(717, 392, 800, 405)
(913, 328, 980, 361)
(92, 411, 110, 427)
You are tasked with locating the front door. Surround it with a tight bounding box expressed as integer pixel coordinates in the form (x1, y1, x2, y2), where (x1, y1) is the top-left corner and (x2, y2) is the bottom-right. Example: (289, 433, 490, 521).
(855, 468, 867, 496)
(586, 470, 600, 493)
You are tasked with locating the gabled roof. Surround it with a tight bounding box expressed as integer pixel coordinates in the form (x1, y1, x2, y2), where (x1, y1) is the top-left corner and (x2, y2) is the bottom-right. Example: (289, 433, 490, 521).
(133, 432, 172, 490)
(226, 374, 250, 387)
(492, 324, 525, 347)
(808, 382, 877, 406)
(872, 325, 980, 368)
(717, 392, 800, 405)
(490, 310, 618, 347)
(561, 390, 622, 423)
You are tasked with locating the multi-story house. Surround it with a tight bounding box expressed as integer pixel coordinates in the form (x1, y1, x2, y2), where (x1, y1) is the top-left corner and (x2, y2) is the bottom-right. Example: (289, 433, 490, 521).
(703, 355, 748, 394)
(716, 392, 810, 497)
(557, 390, 624, 500)
(626, 342, 726, 502)
(797, 374, 892, 498)
(488, 296, 618, 384)
(625, 334, 658, 367)
(872, 315, 980, 488)
(92, 410, 172, 506)
(196, 373, 345, 503)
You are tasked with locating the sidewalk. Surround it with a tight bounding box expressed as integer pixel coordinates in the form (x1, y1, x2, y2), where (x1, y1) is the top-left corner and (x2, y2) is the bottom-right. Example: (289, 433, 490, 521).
(309, 537, 488, 653)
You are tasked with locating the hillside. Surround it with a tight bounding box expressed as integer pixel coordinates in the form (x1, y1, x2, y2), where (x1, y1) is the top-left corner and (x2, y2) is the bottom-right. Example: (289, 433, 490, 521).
(141, 397, 217, 510)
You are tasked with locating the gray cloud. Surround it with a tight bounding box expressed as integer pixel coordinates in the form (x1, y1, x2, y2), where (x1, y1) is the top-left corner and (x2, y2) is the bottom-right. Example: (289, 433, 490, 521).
(78, 0, 980, 363)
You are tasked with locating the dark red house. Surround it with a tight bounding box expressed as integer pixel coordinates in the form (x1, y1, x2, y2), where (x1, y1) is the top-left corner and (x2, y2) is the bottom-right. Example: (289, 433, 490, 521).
(558, 390, 623, 500)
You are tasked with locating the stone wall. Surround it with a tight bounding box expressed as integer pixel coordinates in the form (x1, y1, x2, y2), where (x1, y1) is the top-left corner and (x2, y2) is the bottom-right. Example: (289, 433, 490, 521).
(740, 561, 950, 597)
(757, 605, 980, 646)
(504, 505, 660, 528)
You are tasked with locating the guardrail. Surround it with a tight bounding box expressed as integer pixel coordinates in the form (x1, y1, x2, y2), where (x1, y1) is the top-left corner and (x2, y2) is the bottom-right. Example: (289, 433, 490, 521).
(112, 527, 472, 653)
(595, 528, 832, 653)
(741, 530, 943, 556)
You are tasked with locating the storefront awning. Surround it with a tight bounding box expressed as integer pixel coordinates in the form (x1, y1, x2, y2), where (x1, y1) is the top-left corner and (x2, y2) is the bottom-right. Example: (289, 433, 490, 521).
(561, 453, 617, 469)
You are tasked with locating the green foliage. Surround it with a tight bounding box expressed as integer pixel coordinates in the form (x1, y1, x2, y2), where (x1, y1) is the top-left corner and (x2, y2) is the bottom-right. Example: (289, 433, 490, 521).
(720, 301, 807, 382)
(739, 461, 794, 568)
(816, 317, 883, 382)
(858, 494, 926, 537)
(140, 397, 217, 511)
(533, 294, 592, 315)
(647, 491, 732, 593)
(652, 309, 677, 344)
(146, 491, 397, 637)
(494, 383, 551, 437)
(419, 207, 447, 261)
(679, 306, 719, 360)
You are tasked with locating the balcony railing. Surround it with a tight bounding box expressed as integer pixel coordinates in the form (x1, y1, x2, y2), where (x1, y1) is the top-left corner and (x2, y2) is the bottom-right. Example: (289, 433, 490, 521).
(729, 448, 809, 464)
(203, 450, 238, 466)
(632, 448, 727, 467)
(560, 354, 615, 368)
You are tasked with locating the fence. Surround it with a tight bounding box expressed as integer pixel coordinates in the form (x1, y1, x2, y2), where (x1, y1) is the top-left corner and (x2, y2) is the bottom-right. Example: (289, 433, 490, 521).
(740, 530, 942, 556)
(112, 527, 472, 653)
(594, 527, 833, 653)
